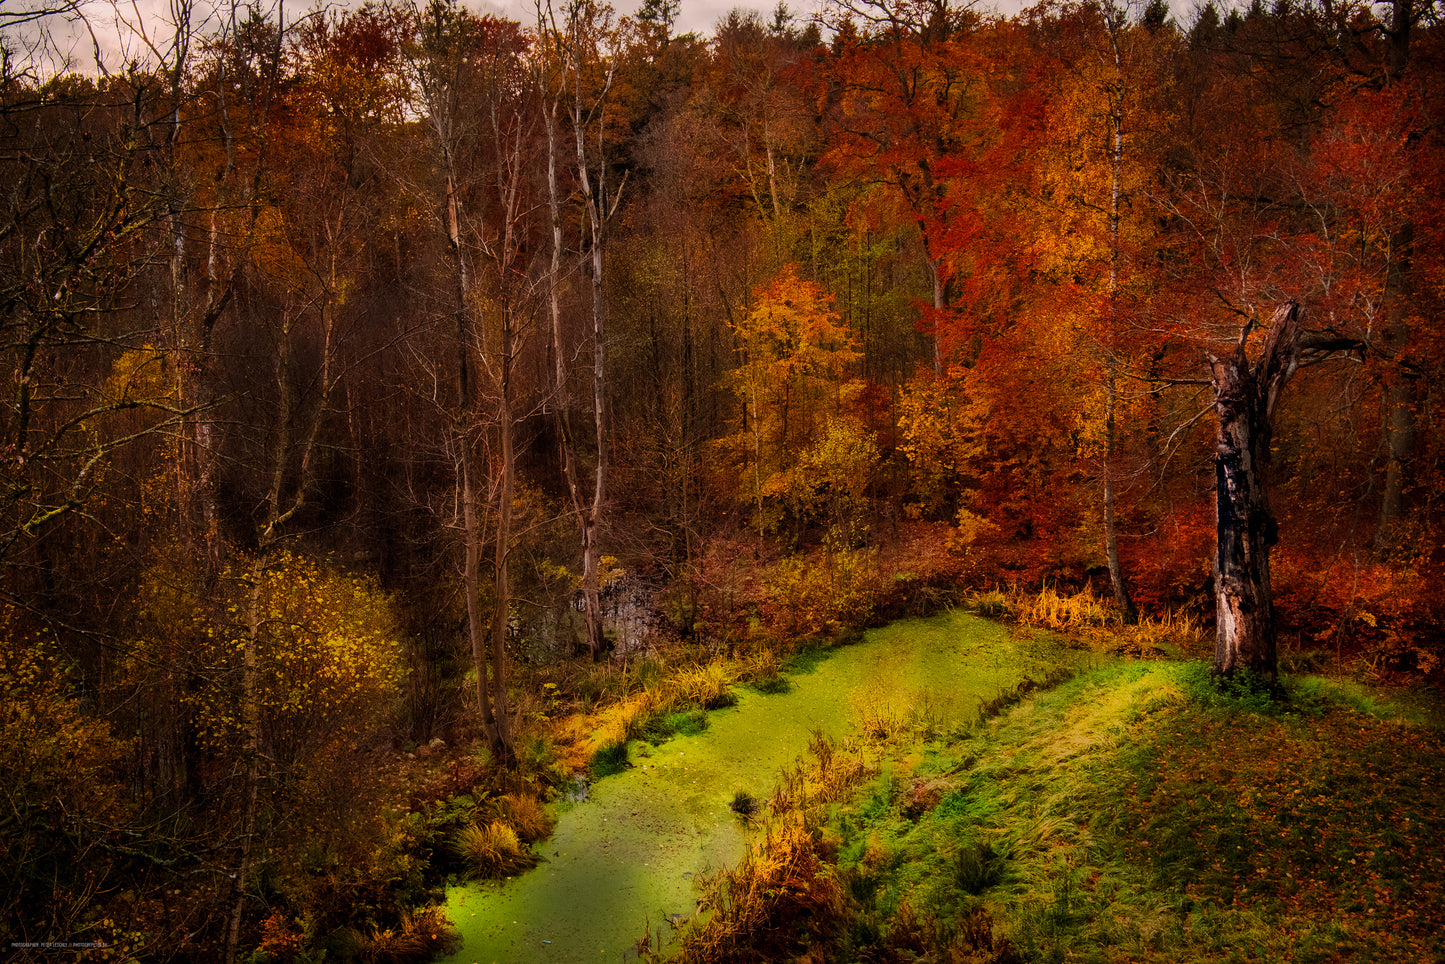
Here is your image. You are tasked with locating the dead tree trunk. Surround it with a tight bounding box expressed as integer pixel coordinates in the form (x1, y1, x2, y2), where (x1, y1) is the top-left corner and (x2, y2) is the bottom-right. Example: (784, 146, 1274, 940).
(1207, 302, 1301, 683)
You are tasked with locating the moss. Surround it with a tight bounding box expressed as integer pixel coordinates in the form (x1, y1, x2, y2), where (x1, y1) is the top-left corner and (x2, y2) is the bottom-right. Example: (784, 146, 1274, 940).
(588, 739, 628, 779)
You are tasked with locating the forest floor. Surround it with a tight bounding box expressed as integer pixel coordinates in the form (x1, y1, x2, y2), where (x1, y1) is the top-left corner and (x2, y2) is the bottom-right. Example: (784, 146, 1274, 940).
(656, 630, 1445, 964)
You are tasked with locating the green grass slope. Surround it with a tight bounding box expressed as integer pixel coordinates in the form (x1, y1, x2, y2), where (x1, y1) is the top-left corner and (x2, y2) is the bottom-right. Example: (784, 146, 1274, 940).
(672, 661, 1445, 963)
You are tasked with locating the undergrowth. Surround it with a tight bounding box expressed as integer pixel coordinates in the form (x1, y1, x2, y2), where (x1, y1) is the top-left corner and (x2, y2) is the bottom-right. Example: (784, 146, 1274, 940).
(967, 585, 1206, 657)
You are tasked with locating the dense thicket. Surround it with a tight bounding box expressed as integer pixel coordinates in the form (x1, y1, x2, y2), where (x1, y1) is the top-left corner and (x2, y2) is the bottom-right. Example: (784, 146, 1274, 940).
(2, 0, 1441, 957)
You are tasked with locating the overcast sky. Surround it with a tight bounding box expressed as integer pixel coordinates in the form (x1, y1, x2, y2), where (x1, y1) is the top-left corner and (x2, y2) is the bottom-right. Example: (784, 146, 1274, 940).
(486, 0, 1028, 36)
(17, 0, 1156, 75)
(20, 0, 1207, 75)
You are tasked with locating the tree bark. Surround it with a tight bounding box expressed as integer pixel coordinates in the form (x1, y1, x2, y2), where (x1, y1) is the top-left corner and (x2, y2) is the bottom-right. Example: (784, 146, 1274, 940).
(1374, 220, 1416, 549)
(1374, 0, 1418, 549)
(555, 13, 615, 661)
(447, 165, 494, 733)
(1208, 302, 1300, 682)
(489, 310, 516, 761)
(461, 432, 494, 733)
(1103, 359, 1136, 623)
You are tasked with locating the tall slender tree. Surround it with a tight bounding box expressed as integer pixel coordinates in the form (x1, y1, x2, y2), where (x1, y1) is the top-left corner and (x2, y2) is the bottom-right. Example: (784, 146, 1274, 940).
(538, 0, 624, 659)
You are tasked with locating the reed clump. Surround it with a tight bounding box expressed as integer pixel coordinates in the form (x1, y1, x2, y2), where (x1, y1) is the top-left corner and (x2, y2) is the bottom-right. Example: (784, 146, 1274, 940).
(667, 663, 737, 710)
(675, 729, 874, 962)
(736, 646, 789, 693)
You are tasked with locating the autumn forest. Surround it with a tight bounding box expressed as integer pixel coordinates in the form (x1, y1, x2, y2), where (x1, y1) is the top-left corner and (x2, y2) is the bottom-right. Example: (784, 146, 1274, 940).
(3, 0, 1443, 958)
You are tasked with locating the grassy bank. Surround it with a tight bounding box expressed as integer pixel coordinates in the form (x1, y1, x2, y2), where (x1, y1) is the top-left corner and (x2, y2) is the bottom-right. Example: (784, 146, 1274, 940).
(665, 660, 1445, 963)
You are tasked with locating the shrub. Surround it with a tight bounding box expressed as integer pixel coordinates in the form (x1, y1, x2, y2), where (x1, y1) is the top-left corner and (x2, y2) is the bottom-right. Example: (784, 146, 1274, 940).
(760, 549, 879, 639)
(0, 624, 142, 949)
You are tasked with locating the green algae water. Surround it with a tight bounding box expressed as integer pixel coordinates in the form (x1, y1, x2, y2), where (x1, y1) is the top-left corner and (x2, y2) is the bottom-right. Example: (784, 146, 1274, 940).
(438, 611, 1081, 964)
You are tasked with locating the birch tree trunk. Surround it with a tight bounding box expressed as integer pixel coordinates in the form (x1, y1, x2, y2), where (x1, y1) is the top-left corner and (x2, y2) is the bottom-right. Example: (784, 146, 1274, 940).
(1101, 6, 1136, 624)
(1102, 359, 1136, 622)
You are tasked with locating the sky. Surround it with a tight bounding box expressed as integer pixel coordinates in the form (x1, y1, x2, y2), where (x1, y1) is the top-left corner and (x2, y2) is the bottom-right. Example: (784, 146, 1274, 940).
(11, 0, 1038, 74)
(485, 0, 1027, 36)
(12, 0, 1211, 76)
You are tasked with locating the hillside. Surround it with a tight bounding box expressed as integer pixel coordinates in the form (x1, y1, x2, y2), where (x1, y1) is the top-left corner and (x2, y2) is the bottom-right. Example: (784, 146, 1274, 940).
(663, 657, 1445, 963)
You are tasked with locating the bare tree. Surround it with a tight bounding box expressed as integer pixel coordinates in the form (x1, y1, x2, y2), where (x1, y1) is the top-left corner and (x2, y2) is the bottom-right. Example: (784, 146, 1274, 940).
(538, 0, 623, 660)
(406, 0, 540, 758)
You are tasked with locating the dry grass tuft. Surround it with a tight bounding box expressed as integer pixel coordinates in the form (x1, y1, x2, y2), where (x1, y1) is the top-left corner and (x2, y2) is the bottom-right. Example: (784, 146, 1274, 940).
(769, 765, 804, 816)
(668, 663, 737, 709)
(858, 700, 905, 742)
(359, 926, 427, 964)
(736, 647, 788, 691)
(977, 585, 1205, 656)
(451, 819, 538, 878)
(496, 792, 555, 843)
(1016, 586, 1113, 632)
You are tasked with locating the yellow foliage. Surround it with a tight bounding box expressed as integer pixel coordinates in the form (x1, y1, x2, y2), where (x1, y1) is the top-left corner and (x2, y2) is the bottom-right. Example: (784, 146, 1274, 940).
(1031, 21, 1175, 291)
(0, 615, 130, 827)
(946, 507, 998, 555)
(898, 368, 989, 516)
(250, 205, 312, 293)
(796, 415, 879, 549)
(719, 265, 864, 530)
(761, 549, 878, 638)
(135, 550, 405, 773)
(678, 808, 851, 963)
(599, 554, 625, 589)
(0, 611, 134, 942)
(101, 343, 173, 407)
